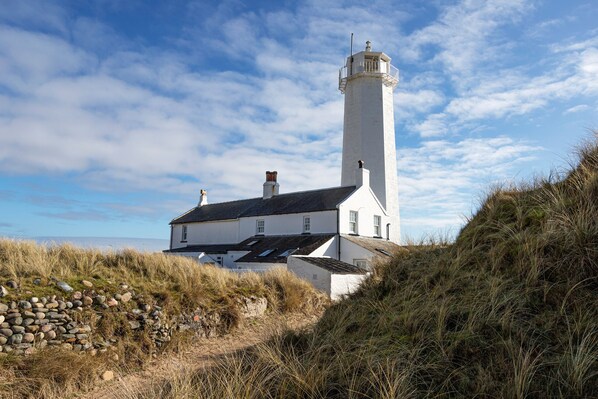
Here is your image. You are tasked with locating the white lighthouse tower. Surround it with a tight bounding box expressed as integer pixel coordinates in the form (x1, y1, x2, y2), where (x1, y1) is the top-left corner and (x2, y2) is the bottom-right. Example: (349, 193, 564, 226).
(339, 41, 400, 242)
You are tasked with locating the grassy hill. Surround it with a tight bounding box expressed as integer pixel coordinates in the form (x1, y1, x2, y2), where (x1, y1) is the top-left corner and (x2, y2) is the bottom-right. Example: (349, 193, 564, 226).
(156, 136, 598, 398)
(0, 242, 326, 398)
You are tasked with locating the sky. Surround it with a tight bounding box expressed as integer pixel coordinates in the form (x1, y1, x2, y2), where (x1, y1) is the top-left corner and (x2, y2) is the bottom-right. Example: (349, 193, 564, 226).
(0, 0, 597, 244)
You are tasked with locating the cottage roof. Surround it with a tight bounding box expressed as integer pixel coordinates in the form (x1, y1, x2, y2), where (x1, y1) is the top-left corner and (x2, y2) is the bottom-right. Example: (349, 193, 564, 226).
(341, 234, 400, 257)
(235, 234, 335, 263)
(163, 244, 239, 254)
(298, 257, 368, 274)
(170, 186, 356, 224)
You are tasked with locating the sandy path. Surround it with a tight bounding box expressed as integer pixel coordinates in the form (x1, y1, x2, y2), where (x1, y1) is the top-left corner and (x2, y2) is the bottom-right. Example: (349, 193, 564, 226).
(80, 312, 320, 399)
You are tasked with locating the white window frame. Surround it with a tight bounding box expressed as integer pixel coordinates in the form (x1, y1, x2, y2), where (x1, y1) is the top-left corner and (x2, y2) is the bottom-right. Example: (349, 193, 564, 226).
(303, 215, 311, 233)
(374, 215, 381, 237)
(256, 219, 265, 235)
(353, 259, 368, 269)
(181, 225, 188, 242)
(349, 211, 358, 234)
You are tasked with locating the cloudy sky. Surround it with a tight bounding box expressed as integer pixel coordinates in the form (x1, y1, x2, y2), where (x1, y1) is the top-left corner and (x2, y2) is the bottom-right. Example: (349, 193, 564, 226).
(0, 0, 596, 243)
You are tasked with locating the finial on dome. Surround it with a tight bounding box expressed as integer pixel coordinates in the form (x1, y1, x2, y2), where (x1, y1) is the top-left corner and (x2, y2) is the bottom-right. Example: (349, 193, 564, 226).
(365, 41, 372, 52)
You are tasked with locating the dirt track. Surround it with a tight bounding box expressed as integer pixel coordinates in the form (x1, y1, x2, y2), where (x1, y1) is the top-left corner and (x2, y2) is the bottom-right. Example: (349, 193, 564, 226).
(80, 312, 320, 399)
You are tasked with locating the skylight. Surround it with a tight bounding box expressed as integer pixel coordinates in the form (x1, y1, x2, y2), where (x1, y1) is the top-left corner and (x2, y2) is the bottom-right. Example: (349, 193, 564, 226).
(258, 249, 276, 257)
(278, 248, 298, 257)
(247, 240, 260, 246)
(376, 249, 392, 257)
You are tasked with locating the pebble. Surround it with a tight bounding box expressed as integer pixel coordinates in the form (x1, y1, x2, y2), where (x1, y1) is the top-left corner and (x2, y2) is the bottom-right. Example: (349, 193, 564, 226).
(0, 286, 7, 298)
(83, 296, 93, 306)
(107, 298, 118, 307)
(56, 281, 73, 293)
(18, 301, 31, 310)
(82, 280, 93, 288)
(45, 331, 56, 340)
(6, 281, 18, 289)
(9, 334, 22, 345)
(11, 325, 25, 333)
(35, 312, 45, 320)
(22, 333, 34, 343)
(121, 292, 132, 303)
(33, 278, 41, 286)
(0, 303, 7, 312)
(0, 316, 4, 324)
(12, 317, 23, 325)
(0, 336, 6, 345)
(30, 297, 39, 303)
(72, 291, 82, 300)
(101, 370, 114, 381)
(94, 295, 106, 305)
(0, 329, 13, 337)
(41, 324, 53, 333)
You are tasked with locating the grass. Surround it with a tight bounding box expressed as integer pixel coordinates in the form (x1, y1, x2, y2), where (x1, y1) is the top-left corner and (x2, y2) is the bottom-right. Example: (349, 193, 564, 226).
(136, 134, 598, 398)
(0, 242, 327, 398)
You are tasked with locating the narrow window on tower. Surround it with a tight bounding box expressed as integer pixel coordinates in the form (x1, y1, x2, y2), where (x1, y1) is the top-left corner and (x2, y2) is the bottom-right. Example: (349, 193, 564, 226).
(256, 219, 265, 235)
(349, 211, 358, 234)
(374, 215, 381, 237)
(181, 225, 188, 242)
(303, 216, 311, 233)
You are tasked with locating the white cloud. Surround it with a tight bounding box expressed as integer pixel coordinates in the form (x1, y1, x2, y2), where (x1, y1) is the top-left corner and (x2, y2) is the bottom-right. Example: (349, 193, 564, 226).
(398, 136, 541, 238)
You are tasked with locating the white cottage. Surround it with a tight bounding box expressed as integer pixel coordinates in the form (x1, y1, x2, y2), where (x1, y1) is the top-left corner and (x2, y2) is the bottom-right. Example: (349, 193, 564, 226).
(166, 42, 401, 297)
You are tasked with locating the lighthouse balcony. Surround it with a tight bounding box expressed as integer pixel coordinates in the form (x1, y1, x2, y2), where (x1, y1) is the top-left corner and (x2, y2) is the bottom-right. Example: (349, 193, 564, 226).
(338, 62, 399, 93)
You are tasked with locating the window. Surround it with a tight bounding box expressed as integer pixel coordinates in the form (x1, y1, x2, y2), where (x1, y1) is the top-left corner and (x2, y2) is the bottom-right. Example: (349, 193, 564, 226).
(303, 216, 311, 233)
(349, 211, 358, 234)
(374, 215, 381, 237)
(256, 219, 265, 234)
(278, 248, 297, 258)
(354, 259, 368, 269)
(181, 225, 188, 242)
(258, 249, 275, 257)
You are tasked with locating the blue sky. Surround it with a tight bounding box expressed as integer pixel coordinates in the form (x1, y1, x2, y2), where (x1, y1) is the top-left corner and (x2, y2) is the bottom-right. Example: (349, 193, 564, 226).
(0, 0, 597, 243)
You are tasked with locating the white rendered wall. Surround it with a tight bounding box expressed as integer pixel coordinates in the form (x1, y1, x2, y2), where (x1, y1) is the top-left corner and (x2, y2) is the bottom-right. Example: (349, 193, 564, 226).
(339, 237, 377, 270)
(309, 236, 337, 257)
(239, 210, 337, 239)
(171, 220, 239, 249)
(338, 186, 399, 242)
(330, 274, 368, 301)
(287, 256, 332, 295)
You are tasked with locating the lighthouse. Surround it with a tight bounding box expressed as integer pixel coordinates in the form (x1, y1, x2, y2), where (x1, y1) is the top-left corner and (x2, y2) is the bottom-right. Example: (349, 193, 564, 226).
(339, 41, 400, 242)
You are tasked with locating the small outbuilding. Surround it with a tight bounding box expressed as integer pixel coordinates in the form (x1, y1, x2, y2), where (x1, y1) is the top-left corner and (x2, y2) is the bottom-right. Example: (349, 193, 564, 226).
(288, 255, 368, 300)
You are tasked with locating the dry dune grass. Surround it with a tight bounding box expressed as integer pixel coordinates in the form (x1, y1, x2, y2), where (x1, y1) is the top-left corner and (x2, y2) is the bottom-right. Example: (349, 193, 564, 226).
(133, 135, 598, 398)
(0, 242, 327, 399)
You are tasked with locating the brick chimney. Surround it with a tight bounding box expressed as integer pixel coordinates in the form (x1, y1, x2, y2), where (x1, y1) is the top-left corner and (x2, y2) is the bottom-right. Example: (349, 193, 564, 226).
(198, 189, 208, 206)
(263, 171, 280, 199)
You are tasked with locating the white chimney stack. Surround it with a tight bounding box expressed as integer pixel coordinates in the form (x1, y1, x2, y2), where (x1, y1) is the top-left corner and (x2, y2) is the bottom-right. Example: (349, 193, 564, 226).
(198, 189, 208, 206)
(263, 171, 280, 199)
(355, 160, 370, 188)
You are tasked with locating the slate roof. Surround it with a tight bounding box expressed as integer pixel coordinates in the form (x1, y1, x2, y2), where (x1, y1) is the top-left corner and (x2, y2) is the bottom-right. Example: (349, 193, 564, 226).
(163, 244, 239, 254)
(171, 186, 356, 224)
(341, 235, 401, 257)
(235, 234, 335, 263)
(297, 257, 368, 274)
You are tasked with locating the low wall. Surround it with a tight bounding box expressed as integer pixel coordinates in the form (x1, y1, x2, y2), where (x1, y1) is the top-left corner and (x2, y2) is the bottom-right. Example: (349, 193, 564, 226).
(0, 286, 268, 356)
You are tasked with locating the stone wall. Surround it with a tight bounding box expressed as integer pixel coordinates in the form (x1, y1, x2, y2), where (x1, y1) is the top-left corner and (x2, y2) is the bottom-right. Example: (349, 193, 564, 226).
(0, 281, 268, 356)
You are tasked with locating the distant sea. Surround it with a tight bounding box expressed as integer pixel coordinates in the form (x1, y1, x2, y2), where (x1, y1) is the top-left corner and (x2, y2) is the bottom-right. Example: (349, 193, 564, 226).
(18, 237, 170, 253)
